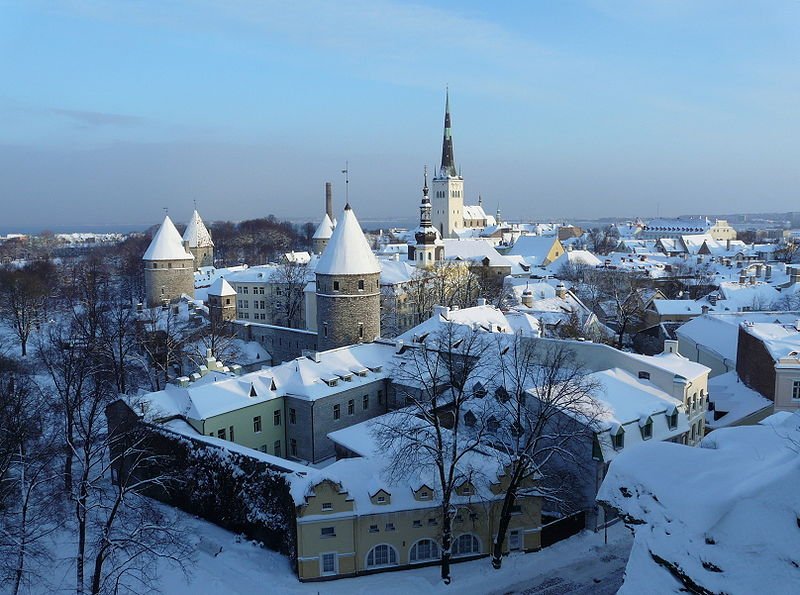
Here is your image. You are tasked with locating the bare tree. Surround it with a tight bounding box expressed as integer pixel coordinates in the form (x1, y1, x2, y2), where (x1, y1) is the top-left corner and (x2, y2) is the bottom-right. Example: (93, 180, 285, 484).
(272, 260, 308, 329)
(373, 325, 491, 584)
(595, 273, 649, 348)
(588, 225, 620, 256)
(481, 338, 601, 569)
(773, 241, 799, 264)
(0, 365, 60, 595)
(139, 305, 189, 390)
(37, 321, 96, 494)
(0, 268, 50, 356)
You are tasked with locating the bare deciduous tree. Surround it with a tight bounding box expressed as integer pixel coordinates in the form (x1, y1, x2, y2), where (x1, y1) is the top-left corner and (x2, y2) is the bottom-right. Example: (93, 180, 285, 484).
(373, 325, 490, 584)
(481, 338, 601, 569)
(0, 268, 50, 357)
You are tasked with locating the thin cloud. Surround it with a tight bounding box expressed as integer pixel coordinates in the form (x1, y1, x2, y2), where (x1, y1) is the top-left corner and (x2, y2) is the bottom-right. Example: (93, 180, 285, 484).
(50, 108, 145, 127)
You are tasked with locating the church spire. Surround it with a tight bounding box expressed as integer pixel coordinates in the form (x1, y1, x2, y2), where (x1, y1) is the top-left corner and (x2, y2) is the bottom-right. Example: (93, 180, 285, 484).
(439, 88, 457, 178)
(420, 166, 431, 228)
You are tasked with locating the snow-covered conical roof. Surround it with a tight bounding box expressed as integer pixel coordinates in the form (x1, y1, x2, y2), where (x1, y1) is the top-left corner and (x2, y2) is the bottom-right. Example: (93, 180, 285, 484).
(142, 215, 193, 261)
(183, 209, 214, 248)
(312, 213, 335, 240)
(208, 277, 236, 297)
(316, 205, 380, 276)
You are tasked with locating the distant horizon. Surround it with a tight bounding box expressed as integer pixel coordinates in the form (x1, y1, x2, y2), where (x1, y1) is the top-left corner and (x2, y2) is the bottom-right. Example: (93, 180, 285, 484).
(2, 2, 798, 228)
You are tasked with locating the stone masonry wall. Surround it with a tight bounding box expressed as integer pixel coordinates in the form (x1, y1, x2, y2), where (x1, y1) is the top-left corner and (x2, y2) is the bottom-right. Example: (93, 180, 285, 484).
(316, 272, 380, 351)
(144, 260, 195, 307)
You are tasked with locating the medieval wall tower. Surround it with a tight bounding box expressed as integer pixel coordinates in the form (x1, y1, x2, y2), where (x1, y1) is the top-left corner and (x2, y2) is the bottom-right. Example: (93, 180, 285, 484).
(142, 215, 195, 307)
(183, 209, 214, 269)
(312, 182, 336, 255)
(315, 204, 381, 351)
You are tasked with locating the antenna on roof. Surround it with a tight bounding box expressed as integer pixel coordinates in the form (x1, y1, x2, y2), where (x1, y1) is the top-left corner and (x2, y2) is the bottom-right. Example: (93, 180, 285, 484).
(341, 161, 350, 207)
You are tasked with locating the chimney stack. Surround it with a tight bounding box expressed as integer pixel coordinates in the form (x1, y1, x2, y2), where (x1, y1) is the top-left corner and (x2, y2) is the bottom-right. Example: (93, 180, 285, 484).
(325, 182, 333, 220)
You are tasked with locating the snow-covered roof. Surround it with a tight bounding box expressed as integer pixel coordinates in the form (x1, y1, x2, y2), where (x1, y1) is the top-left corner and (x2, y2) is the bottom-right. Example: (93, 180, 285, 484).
(398, 304, 520, 342)
(183, 210, 214, 248)
(547, 249, 602, 270)
(740, 320, 800, 361)
(507, 235, 559, 264)
(379, 258, 416, 285)
(705, 371, 772, 429)
(207, 277, 236, 297)
(312, 213, 335, 240)
(138, 342, 395, 421)
(462, 204, 488, 222)
(143, 215, 194, 261)
(598, 411, 800, 595)
(316, 205, 381, 276)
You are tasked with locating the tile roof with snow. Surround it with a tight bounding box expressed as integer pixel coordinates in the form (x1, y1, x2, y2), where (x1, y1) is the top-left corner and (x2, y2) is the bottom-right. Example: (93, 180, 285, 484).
(137, 341, 396, 421)
(182, 210, 214, 248)
(143, 215, 194, 261)
(315, 205, 381, 276)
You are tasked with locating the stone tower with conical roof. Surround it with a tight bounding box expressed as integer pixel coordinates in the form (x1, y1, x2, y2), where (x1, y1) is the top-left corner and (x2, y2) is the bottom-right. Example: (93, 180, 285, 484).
(408, 166, 444, 266)
(312, 182, 336, 255)
(431, 89, 464, 239)
(143, 215, 195, 307)
(183, 209, 214, 269)
(315, 204, 381, 350)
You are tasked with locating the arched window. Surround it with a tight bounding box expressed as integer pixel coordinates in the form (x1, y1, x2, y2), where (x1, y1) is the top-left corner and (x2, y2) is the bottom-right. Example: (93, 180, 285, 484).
(452, 534, 481, 557)
(409, 539, 439, 563)
(366, 544, 398, 568)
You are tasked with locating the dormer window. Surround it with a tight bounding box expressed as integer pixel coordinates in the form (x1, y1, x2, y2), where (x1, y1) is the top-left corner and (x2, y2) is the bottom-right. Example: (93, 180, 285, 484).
(612, 428, 625, 450)
(668, 411, 679, 430)
(420, 490, 430, 500)
(641, 419, 653, 440)
(377, 495, 386, 504)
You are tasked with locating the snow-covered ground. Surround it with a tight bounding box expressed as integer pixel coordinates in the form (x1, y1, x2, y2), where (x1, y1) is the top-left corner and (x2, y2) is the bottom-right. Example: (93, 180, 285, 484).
(155, 515, 631, 595)
(37, 505, 631, 595)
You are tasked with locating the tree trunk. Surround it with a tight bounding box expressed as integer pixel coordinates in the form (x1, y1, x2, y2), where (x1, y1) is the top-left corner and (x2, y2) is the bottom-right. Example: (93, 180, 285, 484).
(64, 415, 74, 494)
(90, 551, 105, 595)
(76, 484, 88, 595)
(440, 508, 452, 584)
(492, 490, 516, 569)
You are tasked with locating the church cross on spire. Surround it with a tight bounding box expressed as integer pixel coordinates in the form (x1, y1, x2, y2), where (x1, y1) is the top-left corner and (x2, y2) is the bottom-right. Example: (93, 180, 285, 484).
(439, 87, 457, 178)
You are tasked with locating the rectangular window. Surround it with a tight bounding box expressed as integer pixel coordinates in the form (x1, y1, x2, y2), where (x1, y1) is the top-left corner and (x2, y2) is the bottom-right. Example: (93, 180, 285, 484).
(510, 504, 522, 515)
(793, 380, 800, 400)
(320, 527, 335, 538)
(217, 428, 226, 440)
(333, 404, 340, 420)
(385, 523, 395, 531)
(358, 279, 364, 290)
(289, 408, 296, 424)
(347, 399, 355, 415)
(378, 389, 384, 404)
(273, 410, 281, 426)
(259, 444, 267, 453)
(322, 502, 333, 511)
(362, 395, 369, 410)
(274, 440, 281, 457)
(290, 439, 297, 456)
(413, 520, 422, 528)
(229, 426, 235, 442)
(638, 371, 650, 380)
(253, 416, 262, 433)
(321, 553, 336, 575)
(369, 524, 379, 533)
(333, 281, 340, 291)
(242, 287, 248, 294)
(428, 518, 438, 526)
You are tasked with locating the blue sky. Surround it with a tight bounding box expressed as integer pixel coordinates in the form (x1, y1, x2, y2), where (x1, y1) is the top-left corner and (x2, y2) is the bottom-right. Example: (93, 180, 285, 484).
(1, 0, 798, 230)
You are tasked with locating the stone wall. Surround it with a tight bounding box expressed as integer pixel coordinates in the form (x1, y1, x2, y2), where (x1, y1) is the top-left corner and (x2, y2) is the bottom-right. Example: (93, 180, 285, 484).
(316, 272, 381, 351)
(237, 321, 317, 364)
(144, 259, 195, 307)
(189, 245, 214, 269)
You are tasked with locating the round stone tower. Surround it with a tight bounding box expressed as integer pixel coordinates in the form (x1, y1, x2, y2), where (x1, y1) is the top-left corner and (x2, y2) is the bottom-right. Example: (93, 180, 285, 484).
(315, 204, 381, 351)
(183, 209, 214, 269)
(143, 215, 195, 307)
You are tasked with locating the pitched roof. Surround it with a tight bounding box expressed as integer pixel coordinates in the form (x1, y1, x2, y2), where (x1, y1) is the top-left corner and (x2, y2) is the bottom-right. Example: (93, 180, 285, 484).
(315, 205, 381, 276)
(207, 277, 236, 297)
(142, 215, 193, 261)
(182, 210, 214, 248)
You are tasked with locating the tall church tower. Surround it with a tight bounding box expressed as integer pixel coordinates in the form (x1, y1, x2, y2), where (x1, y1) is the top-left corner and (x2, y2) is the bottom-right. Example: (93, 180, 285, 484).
(431, 89, 464, 239)
(315, 204, 381, 351)
(408, 166, 444, 266)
